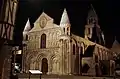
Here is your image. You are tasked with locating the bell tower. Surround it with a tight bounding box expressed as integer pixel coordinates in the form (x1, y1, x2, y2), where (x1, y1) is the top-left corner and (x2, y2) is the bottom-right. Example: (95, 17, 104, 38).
(84, 4, 105, 45)
(60, 8, 71, 35)
(85, 4, 98, 40)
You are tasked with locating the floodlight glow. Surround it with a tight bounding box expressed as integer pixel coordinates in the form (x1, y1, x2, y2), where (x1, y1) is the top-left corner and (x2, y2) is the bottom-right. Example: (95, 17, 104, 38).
(29, 70, 42, 74)
(17, 50, 22, 54)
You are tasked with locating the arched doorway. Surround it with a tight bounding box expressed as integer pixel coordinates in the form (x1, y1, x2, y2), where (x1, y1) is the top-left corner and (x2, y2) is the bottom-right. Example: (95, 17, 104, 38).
(41, 58, 48, 74)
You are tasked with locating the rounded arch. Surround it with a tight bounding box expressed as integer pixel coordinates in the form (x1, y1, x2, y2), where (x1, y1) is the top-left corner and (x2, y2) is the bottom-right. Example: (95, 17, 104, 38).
(41, 58, 48, 74)
(48, 53, 60, 62)
(48, 53, 60, 73)
(36, 53, 46, 62)
(26, 53, 34, 63)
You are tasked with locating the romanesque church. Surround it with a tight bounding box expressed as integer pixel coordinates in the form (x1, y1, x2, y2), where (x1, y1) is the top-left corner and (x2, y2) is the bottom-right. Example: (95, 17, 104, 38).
(22, 5, 115, 76)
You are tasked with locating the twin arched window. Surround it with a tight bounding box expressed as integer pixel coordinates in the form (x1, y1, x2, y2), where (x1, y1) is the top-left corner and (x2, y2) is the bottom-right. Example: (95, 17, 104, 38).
(40, 34, 46, 48)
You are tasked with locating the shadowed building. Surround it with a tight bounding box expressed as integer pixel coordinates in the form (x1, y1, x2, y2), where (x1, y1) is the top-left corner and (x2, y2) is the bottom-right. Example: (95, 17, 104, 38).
(0, 0, 19, 79)
(22, 5, 115, 76)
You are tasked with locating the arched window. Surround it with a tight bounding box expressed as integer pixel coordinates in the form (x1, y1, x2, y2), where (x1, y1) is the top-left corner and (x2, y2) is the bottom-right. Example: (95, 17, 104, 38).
(67, 27, 69, 31)
(67, 27, 69, 35)
(73, 44, 75, 55)
(40, 34, 46, 48)
(88, 28, 91, 34)
(26, 35, 28, 40)
(63, 28, 65, 32)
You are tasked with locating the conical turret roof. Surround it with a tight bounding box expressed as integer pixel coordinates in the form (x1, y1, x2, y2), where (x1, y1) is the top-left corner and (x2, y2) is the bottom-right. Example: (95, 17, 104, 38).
(60, 8, 70, 27)
(87, 4, 98, 20)
(23, 18, 31, 32)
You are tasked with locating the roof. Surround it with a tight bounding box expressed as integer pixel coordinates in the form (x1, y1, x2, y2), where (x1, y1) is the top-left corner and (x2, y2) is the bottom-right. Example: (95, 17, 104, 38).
(60, 8, 70, 26)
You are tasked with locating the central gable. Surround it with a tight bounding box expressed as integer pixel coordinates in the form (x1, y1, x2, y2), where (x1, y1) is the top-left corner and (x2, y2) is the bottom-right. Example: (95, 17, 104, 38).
(35, 12, 53, 23)
(30, 12, 59, 32)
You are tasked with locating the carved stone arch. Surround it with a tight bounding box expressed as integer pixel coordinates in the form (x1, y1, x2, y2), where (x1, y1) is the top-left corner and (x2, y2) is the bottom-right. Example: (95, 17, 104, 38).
(49, 54, 57, 65)
(36, 53, 46, 62)
(26, 53, 34, 63)
(48, 51, 60, 63)
(26, 54, 34, 70)
(48, 53, 60, 73)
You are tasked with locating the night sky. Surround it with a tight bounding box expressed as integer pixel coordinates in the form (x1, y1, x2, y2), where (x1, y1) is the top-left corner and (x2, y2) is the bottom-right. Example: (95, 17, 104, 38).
(13, 0, 120, 48)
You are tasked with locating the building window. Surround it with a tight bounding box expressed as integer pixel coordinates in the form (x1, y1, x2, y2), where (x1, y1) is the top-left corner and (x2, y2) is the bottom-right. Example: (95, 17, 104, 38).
(63, 28, 65, 32)
(67, 27, 69, 31)
(26, 35, 28, 40)
(40, 33, 46, 48)
(73, 44, 75, 55)
(67, 27, 69, 35)
(88, 28, 90, 34)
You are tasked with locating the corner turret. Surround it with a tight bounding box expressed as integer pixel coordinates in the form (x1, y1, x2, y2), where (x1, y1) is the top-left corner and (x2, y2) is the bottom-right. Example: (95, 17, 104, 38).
(60, 8, 71, 35)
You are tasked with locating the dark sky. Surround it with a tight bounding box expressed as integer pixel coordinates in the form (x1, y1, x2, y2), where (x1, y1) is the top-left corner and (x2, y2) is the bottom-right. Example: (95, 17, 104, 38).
(14, 0, 120, 48)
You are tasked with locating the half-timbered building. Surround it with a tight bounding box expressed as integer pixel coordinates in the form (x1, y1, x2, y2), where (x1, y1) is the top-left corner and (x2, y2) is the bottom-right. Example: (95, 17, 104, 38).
(0, 0, 18, 78)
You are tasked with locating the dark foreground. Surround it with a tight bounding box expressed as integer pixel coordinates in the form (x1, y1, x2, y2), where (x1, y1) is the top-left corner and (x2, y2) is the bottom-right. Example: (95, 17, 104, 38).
(18, 73, 117, 79)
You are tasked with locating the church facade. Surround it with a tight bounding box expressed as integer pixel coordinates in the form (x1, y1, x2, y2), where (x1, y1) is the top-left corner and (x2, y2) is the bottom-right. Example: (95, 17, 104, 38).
(22, 6, 115, 76)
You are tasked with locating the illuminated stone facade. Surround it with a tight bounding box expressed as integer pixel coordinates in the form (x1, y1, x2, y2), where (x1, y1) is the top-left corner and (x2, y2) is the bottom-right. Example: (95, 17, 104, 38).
(22, 7, 115, 76)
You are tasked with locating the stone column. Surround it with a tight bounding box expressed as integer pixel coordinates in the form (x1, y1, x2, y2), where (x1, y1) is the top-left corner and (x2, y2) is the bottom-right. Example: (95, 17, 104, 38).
(48, 59, 52, 75)
(67, 40, 72, 75)
(59, 39, 64, 75)
(68, 40, 72, 75)
(62, 39, 65, 75)
(39, 60, 42, 72)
